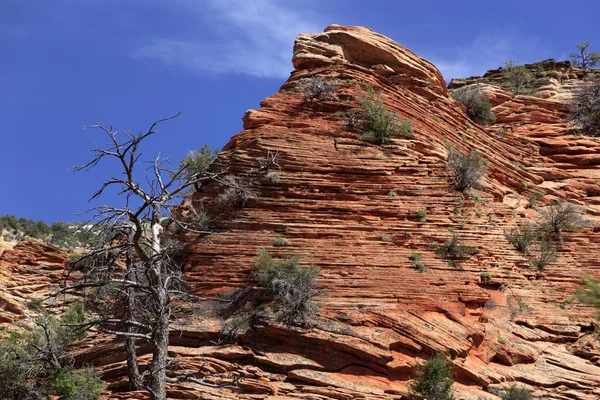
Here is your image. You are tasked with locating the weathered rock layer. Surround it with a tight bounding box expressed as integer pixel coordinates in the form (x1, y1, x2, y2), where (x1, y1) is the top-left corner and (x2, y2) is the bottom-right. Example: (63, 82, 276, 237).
(3, 25, 600, 400)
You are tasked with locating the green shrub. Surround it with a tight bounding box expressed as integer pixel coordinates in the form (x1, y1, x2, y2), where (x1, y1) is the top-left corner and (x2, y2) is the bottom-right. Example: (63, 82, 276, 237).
(266, 172, 281, 183)
(497, 337, 507, 345)
(480, 272, 492, 281)
(388, 190, 398, 197)
(254, 250, 320, 326)
(499, 384, 533, 400)
(435, 232, 478, 259)
(176, 145, 219, 189)
(451, 85, 496, 125)
(567, 80, 600, 135)
(273, 237, 289, 247)
(501, 61, 534, 95)
(409, 253, 423, 262)
(577, 274, 600, 320)
(50, 367, 105, 400)
(381, 235, 392, 243)
(417, 210, 427, 222)
(0, 303, 97, 400)
(409, 353, 455, 400)
(350, 84, 412, 145)
(505, 223, 538, 254)
(446, 145, 486, 192)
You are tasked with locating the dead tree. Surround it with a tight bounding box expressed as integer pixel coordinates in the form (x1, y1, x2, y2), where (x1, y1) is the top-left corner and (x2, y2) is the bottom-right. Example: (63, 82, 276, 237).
(63, 114, 227, 400)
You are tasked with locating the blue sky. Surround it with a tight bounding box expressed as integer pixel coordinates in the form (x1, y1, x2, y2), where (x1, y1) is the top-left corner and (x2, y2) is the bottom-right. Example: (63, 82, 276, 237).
(1, 0, 599, 223)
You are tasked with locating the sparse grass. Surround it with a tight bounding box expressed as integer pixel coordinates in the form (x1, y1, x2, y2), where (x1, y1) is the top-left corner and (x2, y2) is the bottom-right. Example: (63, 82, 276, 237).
(497, 337, 507, 345)
(381, 235, 392, 243)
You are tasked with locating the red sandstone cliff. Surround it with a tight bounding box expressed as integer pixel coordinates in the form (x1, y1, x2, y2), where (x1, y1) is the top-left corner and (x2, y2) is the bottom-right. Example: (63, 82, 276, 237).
(3, 25, 600, 400)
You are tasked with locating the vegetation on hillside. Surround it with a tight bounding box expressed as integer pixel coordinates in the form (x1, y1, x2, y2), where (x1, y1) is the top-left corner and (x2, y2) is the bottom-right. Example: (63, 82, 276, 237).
(0, 214, 93, 249)
(345, 82, 412, 145)
(567, 79, 600, 135)
(0, 302, 105, 400)
(409, 353, 455, 400)
(451, 85, 496, 125)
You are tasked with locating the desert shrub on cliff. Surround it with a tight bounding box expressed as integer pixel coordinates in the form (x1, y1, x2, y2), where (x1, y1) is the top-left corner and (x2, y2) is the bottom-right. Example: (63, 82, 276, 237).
(299, 75, 338, 102)
(446, 145, 486, 191)
(529, 235, 557, 270)
(538, 200, 588, 237)
(435, 231, 478, 259)
(577, 274, 600, 320)
(349, 83, 412, 145)
(497, 384, 533, 400)
(409, 353, 455, 400)
(451, 85, 495, 126)
(254, 249, 320, 327)
(217, 175, 259, 207)
(501, 61, 534, 95)
(505, 223, 538, 254)
(0, 303, 104, 400)
(567, 79, 600, 135)
(175, 144, 219, 194)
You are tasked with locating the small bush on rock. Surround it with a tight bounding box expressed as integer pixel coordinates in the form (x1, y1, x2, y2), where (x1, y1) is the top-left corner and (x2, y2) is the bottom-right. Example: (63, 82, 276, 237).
(217, 175, 259, 207)
(254, 250, 320, 327)
(539, 200, 587, 238)
(566, 79, 600, 135)
(409, 353, 455, 400)
(435, 232, 478, 259)
(349, 84, 412, 145)
(501, 60, 534, 95)
(299, 75, 338, 102)
(498, 384, 533, 400)
(451, 85, 496, 125)
(505, 223, 538, 254)
(50, 367, 106, 400)
(447, 145, 486, 192)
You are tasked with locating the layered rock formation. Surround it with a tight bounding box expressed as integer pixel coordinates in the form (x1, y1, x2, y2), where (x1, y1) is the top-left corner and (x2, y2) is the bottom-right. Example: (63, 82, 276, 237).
(3, 25, 600, 399)
(0, 238, 67, 327)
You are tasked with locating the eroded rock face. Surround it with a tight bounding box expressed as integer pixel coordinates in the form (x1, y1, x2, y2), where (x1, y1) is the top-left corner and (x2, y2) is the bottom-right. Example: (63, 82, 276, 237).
(6, 26, 600, 399)
(0, 238, 67, 327)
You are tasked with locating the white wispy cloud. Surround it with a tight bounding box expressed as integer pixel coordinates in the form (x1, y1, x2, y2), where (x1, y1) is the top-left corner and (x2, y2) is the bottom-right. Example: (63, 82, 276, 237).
(135, 0, 325, 79)
(422, 30, 550, 81)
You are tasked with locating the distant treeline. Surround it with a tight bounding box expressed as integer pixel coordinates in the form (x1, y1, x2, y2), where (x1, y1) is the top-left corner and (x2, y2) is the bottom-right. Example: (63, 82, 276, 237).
(0, 214, 91, 249)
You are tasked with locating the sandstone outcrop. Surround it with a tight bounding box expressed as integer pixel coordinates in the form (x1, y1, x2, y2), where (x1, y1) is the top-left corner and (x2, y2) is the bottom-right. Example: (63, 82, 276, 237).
(0, 238, 67, 327)
(3, 26, 600, 400)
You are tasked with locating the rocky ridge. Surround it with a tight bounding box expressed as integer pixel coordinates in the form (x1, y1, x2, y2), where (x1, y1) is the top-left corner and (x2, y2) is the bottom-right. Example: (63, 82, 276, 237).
(2, 25, 600, 399)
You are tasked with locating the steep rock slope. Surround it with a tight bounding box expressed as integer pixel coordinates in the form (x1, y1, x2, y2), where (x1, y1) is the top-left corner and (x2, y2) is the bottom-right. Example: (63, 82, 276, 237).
(52, 26, 600, 399)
